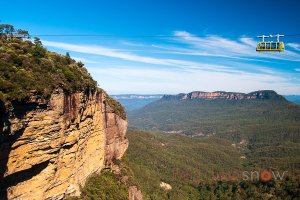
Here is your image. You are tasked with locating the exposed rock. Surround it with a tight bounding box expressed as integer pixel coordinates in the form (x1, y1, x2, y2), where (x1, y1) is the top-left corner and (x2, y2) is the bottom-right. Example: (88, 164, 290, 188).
(162, 90, 284, 101)
(160, 182, 172, 191)
(128, 186, 143, 200)
(0, 88, 128, 200)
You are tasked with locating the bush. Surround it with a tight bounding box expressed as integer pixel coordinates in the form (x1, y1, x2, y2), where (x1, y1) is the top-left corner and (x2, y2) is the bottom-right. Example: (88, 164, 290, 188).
(81, 170, 128, 200)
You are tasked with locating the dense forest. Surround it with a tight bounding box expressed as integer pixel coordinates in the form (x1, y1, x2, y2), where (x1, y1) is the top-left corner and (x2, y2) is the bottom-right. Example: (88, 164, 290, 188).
(122, 130, 300, 200)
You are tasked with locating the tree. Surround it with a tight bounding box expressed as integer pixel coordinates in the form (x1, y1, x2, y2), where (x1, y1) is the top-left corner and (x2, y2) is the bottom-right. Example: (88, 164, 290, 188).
(33, 37, 43, 46)
(0, 24, 30, 40)
(17, 29, 30, 39)
(78, 61, 84, 68)
(0, 24, 15, 34)
(0, 24, 15, 40)
(32, 37, 46, 58)
(66, 52, 70, 58)
(65, 52, 71, 64)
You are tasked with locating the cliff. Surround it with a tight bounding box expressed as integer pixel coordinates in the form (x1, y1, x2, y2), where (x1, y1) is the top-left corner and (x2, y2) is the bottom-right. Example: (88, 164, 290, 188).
(0, 88, 128, 199)
(162, 90, 284, 101)
(0, 28, 129, 199)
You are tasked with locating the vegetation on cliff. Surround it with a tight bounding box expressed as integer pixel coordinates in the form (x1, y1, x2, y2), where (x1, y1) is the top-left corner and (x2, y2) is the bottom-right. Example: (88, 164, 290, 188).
(105, 93, 127, 120)
(66, 171, 129, 200)
(80, 170, 129, 200)
(0, 26, 96, 101)
(0, 24, 126, 119)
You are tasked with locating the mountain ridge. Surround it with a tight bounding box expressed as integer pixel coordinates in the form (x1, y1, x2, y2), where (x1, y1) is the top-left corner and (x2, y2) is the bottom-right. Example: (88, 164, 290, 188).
(162, 90, 285, 101)
(128, 89, 300, 141)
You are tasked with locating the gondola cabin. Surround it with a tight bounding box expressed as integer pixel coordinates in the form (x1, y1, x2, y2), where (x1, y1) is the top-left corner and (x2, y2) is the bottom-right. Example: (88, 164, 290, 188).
(256, 42, 284, 52)
(256, 34, 284, 52)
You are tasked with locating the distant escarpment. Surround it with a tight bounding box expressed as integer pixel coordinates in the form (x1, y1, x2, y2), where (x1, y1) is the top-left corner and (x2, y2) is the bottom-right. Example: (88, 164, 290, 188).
(162, 90, 284, 101)
(0, 27, 128, 200)
(128, 90, 300, 140)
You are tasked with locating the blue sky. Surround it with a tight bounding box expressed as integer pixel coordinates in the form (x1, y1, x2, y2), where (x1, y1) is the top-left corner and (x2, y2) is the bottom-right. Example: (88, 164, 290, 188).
(2, 0, 300, 94)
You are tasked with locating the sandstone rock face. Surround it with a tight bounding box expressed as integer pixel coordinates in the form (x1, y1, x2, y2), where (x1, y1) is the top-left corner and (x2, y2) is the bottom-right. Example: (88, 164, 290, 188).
(0, 88, 128, 200)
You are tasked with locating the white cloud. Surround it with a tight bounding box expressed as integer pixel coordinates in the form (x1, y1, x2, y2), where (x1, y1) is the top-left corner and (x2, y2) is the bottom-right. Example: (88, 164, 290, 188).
(287, 43, 300, 51)
(42, 36, 300, 94)
(173, 31, 300, 62)
(44, 40, 171, 66)
(152, 44, 276, 63)
(174, 31, 253, 54)
(88, 66, 300, 95)
(239, 37, 257, 47)
(120, 41, 146, 47)
(43, 40, 245, 73)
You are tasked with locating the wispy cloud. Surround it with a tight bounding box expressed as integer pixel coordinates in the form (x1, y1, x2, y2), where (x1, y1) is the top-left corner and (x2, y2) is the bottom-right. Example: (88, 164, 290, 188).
(287, 43, 300, 51)
(43, 40, 246, 73)
(152, 44, 276, 63)
(44, 40, 179, 66)
(45, 40, 294, 80)
(120, 41, 146, 47)
(43, 34, 300, 94)
(174, 31, 249, 54)
(88, 66, 300, 94)
(172, 31, 300, 62)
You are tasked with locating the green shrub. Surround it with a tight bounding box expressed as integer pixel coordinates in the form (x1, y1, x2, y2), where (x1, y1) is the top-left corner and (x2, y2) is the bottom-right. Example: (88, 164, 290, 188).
(81, 170, 128, 200)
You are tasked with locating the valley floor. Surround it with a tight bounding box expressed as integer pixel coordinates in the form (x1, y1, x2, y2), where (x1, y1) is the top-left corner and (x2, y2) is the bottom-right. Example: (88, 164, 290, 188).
(122, 129, 300, 200)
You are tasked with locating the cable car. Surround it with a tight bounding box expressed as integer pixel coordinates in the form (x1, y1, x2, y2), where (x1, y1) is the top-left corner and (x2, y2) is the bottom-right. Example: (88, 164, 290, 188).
(256, 34, 284, 52)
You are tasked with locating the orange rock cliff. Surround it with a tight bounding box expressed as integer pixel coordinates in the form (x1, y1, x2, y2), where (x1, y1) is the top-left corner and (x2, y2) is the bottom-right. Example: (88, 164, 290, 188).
(0, 88, 128, 199)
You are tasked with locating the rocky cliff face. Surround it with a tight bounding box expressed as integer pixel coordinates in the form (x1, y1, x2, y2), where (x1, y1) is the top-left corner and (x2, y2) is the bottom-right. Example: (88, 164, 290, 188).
(162, 90, 284, 101)
(0, 88, 128, 200)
